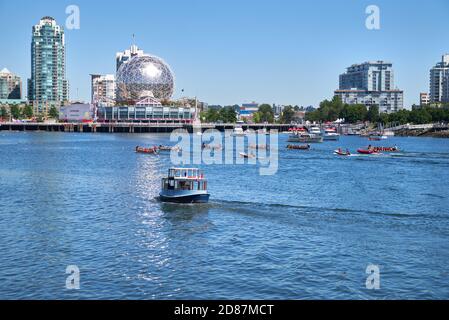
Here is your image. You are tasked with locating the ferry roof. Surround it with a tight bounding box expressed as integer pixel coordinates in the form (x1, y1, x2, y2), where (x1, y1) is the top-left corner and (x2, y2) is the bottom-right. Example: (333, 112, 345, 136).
(166, 168, 206, 180)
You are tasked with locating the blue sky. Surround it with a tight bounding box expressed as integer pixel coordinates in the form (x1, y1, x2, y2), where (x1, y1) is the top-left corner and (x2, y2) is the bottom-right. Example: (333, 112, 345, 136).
(1, 0, 448, 107)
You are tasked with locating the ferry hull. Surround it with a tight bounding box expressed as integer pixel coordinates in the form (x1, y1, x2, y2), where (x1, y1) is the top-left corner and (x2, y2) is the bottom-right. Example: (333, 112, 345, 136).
(159, 193, 210, 204)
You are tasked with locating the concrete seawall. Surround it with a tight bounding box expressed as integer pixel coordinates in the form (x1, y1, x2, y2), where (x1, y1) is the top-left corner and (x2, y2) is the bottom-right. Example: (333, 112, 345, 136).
(395, 127, 449, 138)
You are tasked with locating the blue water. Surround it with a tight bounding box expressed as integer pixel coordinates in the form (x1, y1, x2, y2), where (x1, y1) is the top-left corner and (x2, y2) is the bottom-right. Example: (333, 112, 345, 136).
(0, 131, 449, 299)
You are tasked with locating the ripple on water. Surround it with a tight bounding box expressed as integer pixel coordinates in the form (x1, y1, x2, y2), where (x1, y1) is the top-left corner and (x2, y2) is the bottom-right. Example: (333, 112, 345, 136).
(0, 133, 448, 299)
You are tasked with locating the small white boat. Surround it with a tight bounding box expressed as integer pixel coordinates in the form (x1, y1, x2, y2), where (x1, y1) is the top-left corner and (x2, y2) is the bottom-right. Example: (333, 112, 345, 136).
(239, 152, 256, 159)
(308, 126, 322, 135)
(231, 127, 246, 137)
(288, 132, 323, 143)
(323, 128, 340, 141)
(159, 168, 209, 203)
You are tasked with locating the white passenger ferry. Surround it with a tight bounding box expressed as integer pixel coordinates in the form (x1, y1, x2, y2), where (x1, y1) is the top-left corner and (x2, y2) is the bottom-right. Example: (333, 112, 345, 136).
(159, 168, 210, 203)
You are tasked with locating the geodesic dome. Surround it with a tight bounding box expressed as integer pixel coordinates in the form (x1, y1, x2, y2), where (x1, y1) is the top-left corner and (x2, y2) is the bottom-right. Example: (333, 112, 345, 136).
(116, 55, 174, 102)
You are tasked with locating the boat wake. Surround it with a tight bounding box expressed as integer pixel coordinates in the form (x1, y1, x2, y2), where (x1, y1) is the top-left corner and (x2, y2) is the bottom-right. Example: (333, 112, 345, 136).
(210, 199, 449, 220)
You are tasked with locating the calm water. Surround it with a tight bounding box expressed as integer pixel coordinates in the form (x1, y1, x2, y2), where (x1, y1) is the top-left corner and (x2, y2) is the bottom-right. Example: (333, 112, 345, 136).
(0, 131, 449, 299)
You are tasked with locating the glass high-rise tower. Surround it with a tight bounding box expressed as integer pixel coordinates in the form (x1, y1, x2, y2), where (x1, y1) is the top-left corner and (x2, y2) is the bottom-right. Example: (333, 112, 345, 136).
(28, 17, 68, 113)
(335, 61, 404, 113)
(429, 54, 449, 104)
(0, 68, 22, 100)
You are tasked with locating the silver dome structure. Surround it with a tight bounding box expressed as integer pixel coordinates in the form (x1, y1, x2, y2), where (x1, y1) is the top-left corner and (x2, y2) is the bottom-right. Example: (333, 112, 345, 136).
(116, 55, 174, 102)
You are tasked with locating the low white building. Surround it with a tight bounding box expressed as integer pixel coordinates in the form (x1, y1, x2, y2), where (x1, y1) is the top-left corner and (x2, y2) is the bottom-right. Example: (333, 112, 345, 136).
(334, 89, 403, 113)
(59, 103, 94, 122)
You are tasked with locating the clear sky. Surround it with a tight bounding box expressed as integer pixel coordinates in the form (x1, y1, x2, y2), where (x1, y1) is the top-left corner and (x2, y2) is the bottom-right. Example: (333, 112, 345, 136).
(1, 0, 448, 107)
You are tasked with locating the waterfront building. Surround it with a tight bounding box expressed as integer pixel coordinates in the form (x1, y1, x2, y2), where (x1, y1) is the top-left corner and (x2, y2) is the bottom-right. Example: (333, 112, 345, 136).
(97, 97, 194, 123)
(429, 54, 449, 103)
(443, 73, 449, 103)
(91, 74, 116, 106)
(116, 44, 145, 72)
(273, 104, 285, 116)
(0, 68, 22, 100)
(339, 61, 394, 91)
(335, 60, 403, 113)
(334, 89, 404, 113)
(59, 103, 94, 122)
(28, 17, 69, 113)
(116, 54, 175, 103)
(420, 92, 430, 106)
(239, 102, 259, 120)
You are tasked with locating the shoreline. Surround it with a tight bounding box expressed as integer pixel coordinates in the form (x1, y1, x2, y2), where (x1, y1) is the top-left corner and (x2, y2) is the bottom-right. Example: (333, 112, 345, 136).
(1, 122, 449, 138)
(395, 128, 449, 138)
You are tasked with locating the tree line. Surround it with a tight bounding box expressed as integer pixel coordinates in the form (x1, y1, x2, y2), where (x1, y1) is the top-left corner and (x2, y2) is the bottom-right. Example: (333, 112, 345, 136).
(0, 105, 59, 121)
(200, 104, 301, 124)
(305, 96, 449, 125)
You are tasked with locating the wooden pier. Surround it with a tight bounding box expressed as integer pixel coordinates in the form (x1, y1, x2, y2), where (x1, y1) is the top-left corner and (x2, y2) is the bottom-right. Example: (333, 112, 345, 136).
(0, 122, 294, 134)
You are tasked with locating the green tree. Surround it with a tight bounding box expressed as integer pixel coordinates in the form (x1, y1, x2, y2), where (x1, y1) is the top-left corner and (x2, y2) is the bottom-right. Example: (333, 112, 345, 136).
(22, 105, 33, 118)
(36, 114, 44, 122)
(252, 112, 261, 123)
(280, 105, 295, 123)
(203, 109, 219, 122)
(220, 106, 237, 123)
(389, 109, 410, 124)
(257, 104, 274, 123)
(49, 106, 59, 119)
(340, 104, 367, 123)
(367, 105, 380, 123)
(409, 108, 432, 124)
(378, 113, 390, 125)
(10, 105, 21, 119)
(0, 106, 9, 120)
(304, 96, 344, 122)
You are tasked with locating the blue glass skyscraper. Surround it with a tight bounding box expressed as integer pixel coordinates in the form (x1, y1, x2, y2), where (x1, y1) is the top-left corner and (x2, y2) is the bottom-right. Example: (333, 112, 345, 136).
(28, 17, 68, 113)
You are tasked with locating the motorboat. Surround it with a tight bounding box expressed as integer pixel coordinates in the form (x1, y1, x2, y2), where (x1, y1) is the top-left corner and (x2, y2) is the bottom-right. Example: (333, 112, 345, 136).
(308, 126, 322, 136)
(135, 146, 159, 154)
(159, 168, 210, 203)
(239, 152, 256, 159)
(357, 149, 380, 155)
(288, 132, 323, 143)
(231, 127, 246, 137)
(323, 128, 340, 141)
(334, 148, 351, 156)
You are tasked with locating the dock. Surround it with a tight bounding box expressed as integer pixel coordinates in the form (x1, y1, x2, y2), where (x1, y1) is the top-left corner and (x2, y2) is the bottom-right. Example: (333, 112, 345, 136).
(0, 122, 294, 133)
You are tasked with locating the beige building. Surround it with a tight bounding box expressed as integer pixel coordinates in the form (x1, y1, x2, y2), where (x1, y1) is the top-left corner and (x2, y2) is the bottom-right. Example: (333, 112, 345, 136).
(91, 74, 115, 106)
(420, 92, 430, 106)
